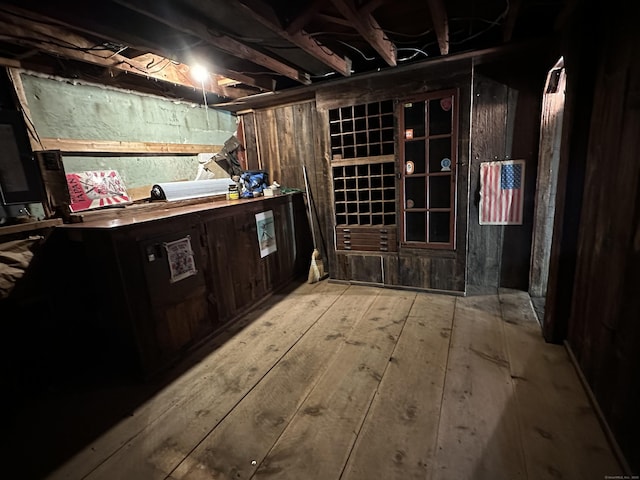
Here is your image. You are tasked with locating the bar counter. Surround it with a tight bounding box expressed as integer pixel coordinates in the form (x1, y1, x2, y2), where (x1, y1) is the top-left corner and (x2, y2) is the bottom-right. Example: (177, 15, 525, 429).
(8, 191, 312, 379)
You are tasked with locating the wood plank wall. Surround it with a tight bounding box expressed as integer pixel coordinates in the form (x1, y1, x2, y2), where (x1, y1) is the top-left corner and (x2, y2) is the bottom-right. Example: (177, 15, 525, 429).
(560, 0, 640, 471)
(500, 82, 543, 289)
(467, 75, 510, 288)
(542, 6, 595, 344)
(242, 50, 548, 294)
(467, 66, 546, 290)
(529, 66, 566, 298)
(247, 101, 331, 265)
(250, 83, 472, 292)
(240, 113, 260, 171)
(315, 70, 472, 292)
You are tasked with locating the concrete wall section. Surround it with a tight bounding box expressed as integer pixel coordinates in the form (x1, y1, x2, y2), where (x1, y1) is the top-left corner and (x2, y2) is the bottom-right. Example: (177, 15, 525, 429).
(21, 73, 237, 145)
(18, 72, 237, 194)
(61, 155, 230, 190)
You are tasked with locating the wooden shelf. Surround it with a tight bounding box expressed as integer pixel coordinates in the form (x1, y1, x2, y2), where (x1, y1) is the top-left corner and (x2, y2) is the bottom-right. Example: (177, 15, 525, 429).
(333, 161, 396, 228)
(329, 100, 395, 161)
(331, 154, 394, 167)
(329, 101, 398, 250)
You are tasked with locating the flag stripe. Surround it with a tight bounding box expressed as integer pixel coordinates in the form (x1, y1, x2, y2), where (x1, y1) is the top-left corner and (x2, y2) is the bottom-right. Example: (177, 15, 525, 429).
(479, 160, 524, 225)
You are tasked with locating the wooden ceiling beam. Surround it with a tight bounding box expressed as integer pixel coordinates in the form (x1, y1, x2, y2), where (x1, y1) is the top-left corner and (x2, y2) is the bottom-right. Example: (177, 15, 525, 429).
(329, 0, 397, 66)
(114, 0, 300, 87)
(217, 77, 241, 87)
(314, 13, 352, 28)
(129, 53, 256, 97)
(285, 0, 324, 35)
(237, 0, 352, 77)
(502, 0, 522, 43)
(0, 57, 21, 68)
(360, 0, 387, 16)
(0, 11, 249, 100)
(554, 0, 580, 31)
(425, 0, 449, 55)
(0, 3, 273, 93)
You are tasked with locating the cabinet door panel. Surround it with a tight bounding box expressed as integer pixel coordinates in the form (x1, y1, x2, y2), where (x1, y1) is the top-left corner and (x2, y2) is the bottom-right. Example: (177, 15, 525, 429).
(139, 225, 206, 307)
(138, 223, 217, 370)
(205, 215, 238, 320)
(154, 285, 210, 357)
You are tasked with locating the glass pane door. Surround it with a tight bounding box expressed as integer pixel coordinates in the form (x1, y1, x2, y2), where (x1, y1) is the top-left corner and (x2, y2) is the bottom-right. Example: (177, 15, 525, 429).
(400, 90, 457, 249)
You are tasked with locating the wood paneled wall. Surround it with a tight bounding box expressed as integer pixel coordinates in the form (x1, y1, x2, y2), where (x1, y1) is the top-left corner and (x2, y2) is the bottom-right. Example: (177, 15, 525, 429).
(317, 71, 473, 292)
(467, 75, 511, 288)
(247, 101, 332, 266)
(559, 0, 640, 471)
(243, 49, 548, 294)
(247, 82, 472, 291)
(467, 65, 546, 290)
(529, 65, 566, 298)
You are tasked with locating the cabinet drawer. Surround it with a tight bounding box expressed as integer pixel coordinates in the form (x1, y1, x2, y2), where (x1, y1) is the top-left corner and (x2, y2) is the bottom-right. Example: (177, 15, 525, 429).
(336, 226, 397, 252)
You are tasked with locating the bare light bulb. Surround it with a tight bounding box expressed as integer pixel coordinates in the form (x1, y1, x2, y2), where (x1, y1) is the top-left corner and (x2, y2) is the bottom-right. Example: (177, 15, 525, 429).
(191, 64, 208, 83)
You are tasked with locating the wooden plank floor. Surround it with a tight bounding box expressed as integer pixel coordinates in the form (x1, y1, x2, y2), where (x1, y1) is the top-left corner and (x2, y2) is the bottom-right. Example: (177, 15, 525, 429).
(8, 280, 623, 480)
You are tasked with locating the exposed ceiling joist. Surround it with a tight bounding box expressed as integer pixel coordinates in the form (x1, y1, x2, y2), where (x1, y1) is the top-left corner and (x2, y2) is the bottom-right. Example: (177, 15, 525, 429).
(217, 77, 240, 87)
(359, 0, 386, 16)
(554, 0, 580, 31)
(0, 10, 247, 99)
(502, 0, 522, 42)
(0, 3, 274, 94)
(426, 0, 449, 55)
(329, 0, 397, 67)
(237, 0, 352, 77)
(0, 0, 568, 104)
(129, 53, 256, 97)
(212, 69, 273, 93)
(285, 0, 324, 35)
(114, 0, 303, 87)
(314, 13, 351, 28)
(0, 57, 21, 68)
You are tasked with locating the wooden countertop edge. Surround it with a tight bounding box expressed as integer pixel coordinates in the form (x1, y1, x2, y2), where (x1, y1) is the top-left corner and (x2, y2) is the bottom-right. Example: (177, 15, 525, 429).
(58, 192, 299, 230)
(0, 218, 63, 236)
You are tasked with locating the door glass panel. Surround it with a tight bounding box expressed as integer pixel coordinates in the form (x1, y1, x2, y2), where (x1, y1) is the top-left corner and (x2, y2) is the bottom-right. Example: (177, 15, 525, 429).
(428, 212, 450, 243)
(403, 101, 425, 138)
(405, 140, 425, 174)
(399, 90, 456, 249)
(405, 177, 425, 209)
(406, 212, 426, 242)
(428, 137, 451, 173)
(428, 97, 453, 135)
(428, 176, 451, 208)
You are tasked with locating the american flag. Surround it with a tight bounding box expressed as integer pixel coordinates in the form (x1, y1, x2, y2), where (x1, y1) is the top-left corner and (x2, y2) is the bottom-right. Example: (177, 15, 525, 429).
(479, 160, 525, 225)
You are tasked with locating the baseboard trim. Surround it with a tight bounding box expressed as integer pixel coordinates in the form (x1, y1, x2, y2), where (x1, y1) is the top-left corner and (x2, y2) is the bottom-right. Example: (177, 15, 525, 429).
(327, 278, 465, 296)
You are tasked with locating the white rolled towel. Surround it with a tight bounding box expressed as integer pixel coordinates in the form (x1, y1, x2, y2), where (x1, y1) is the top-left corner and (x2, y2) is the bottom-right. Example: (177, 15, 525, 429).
(151, 178, 232, 201)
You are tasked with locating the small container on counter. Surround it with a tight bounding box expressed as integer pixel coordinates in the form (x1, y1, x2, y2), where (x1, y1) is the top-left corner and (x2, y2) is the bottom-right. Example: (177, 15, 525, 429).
(227, 184, 239, 200)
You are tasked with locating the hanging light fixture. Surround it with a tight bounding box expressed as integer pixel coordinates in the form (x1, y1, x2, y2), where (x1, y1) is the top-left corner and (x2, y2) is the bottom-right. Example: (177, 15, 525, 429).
(190, 64, 208, 83)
